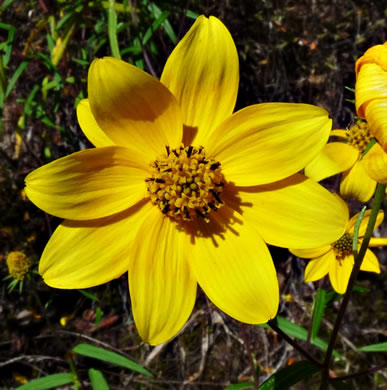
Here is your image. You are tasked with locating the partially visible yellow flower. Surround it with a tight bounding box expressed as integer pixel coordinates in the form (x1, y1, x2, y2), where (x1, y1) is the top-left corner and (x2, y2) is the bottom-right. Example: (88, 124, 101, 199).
(362, 142, 387, 184)
(290, 203, 386, 294)
(305, 120, 377, 202)
(6, 251, 32, 281)
(25, 16, 348, 345)
(356, 41, 387, 151)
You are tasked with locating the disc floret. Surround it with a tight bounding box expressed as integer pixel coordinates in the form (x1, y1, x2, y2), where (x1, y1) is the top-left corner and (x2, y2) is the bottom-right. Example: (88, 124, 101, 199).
(146, 144, 224, 222)
(332, 232, 353, 261)
(347, 120, 374, 153)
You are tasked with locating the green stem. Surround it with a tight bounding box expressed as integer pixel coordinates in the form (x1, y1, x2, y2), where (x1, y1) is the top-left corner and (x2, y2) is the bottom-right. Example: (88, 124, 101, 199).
(319, 183, 385, 389)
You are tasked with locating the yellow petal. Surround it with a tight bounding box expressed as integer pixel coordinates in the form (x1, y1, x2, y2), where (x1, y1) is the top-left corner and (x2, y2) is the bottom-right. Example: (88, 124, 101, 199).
(207, 103, 332, 186)
(39, 200, 149, 288)
(355, 43, 387, 75)
(347, 210, 384, 236)
(25, 146, 148, 220)
(290, 246, 331, 259)
(161, 16, 239, 145)
(305, 143, 359, 182)
(340, 159, 377, 202)
(89, 57, 183, 156)
(360, 249, 381, 273)
(369, 237, 387, 247)
(329, 255, 353, 294)
(129, 206, 196, 345)
(186, 205, 279, 324)
(77, 99, 115, 148)
(362, 141, 387, 183)
(356, 63, 387, 117)
(364, 99, 387, 152)
(330, 129, 349, 139)
(237, 174, 348, 248)
(304, 251, 334, 282)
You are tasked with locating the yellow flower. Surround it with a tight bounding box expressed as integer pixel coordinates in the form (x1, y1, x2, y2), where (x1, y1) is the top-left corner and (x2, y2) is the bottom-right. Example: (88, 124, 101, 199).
(305, 120, 377, 202)
(362, 141, 387, 184)
(290, 203, 386, 294)
(25, 16, 348, 345)
(7, 251, 32, 281)
(356, 41, 387, 152)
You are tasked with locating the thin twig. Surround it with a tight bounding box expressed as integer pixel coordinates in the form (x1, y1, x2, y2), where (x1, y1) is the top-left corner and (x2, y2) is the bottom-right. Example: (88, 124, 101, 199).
(331, 362, 387, 381)
(319, 183, 386, 389)
(268, 319, 322, 367)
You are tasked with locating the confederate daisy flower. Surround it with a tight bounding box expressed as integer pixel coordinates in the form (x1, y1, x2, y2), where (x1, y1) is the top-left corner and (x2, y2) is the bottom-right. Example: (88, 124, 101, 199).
(304, 120, 377, 202)
(290, 203, 386, 294)
(356, 41, 387, 151)
(25, 16, 348, 345)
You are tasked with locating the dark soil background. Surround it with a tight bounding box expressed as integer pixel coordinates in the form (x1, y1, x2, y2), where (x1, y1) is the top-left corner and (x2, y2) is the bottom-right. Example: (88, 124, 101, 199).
(1, 1, 387, 389)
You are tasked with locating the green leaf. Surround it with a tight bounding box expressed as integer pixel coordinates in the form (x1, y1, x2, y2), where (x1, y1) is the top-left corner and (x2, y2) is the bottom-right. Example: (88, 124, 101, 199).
(352, 206, 367, 256)
(186, 10, 200, 19)
(325, 291, 342, 306)
(73, 343, 152, 377)
(357, 342, 387, 352)
(89, 368, 110, 390)
(0, 23, 15, 65)
(311, 288, 326, 341)
(344, 86, 355, 93)
(0, 0, 15, 13)
(78, 289, 100, 302)
(5, 60, 29, 98)
(142, 11, 171, 46)
(147, 3, 176, 44)
(108, 0, 121, 58)
(224, 383, 253, 390)
(259, 361, 320, 389)
(23, 84, 40, 116)
(262, 316, 344, 360)
(14, 373, 74, 390)
(56, 11, 74, 31)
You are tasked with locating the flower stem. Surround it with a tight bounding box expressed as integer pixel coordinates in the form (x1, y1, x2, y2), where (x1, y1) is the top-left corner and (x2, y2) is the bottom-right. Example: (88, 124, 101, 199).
(319, 183, 386, 389)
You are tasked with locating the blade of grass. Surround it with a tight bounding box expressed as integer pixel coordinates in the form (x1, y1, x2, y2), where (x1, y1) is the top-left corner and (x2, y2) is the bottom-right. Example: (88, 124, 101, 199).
(108, 0, 121, 58)
(264, 316, 343, 360)
(73, 343, 152, 377)
(0, 0, 15, 13)
(357, 342, 387, 352)
(14, 373, 74, 390)
(147, 2, 176, 44)
(51, 23, 76, 66)
(142, 10, 171, 46)
(0, 23, 15, 65)
(259, 360, 320, 390)
(89, 369, 110, 390)
(310, 288, 327, 342)
(5, 60, 29, 98)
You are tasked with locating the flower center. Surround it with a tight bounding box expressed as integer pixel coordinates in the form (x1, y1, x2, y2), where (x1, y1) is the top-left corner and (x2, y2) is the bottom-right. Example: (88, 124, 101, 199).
(332, 232, 353, 261)
(146, 144, 224, 222)
(347, 120, 373, 154)
(6, 251, 32, 281)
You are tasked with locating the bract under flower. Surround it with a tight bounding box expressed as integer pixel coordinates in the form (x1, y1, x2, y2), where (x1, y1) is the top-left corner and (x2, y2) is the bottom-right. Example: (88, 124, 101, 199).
(25, 15, 348, 345)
